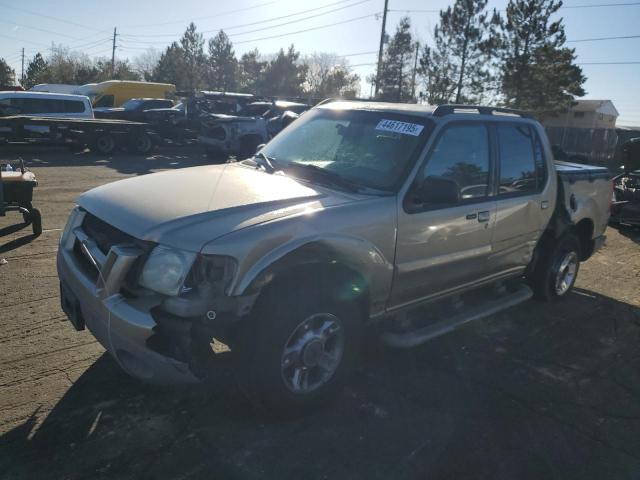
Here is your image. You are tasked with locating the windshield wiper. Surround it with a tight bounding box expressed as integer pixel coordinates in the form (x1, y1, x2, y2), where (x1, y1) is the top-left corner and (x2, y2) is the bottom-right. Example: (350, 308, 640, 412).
(284, 163, 362, 193)
(253, 152, 277, 173)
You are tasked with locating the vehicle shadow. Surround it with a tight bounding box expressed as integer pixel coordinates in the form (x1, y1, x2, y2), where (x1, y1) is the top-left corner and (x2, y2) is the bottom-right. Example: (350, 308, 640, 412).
(0, 144, 217, 176)
(2, 288, 640, 480)
(0, 221, 38, 254)
(609, 223, 640, 245)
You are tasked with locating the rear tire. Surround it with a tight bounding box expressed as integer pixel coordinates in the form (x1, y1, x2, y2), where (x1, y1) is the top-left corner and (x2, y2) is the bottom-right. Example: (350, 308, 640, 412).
(529, 233, 581, 301)
(26, 208, 42, 236)
(93, 133, 116, 155)
(234, 270, 361, 414)
(129, 132, 153, 155)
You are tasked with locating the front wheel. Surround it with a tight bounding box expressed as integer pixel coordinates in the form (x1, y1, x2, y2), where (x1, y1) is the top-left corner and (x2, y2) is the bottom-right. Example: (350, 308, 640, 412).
(234, 273, 361, 413)
(529, 233, 581, 301)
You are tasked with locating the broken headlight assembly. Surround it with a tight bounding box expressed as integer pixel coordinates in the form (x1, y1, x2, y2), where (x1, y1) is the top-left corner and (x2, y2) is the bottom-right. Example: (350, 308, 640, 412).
(138, 245, 197, 296)
(157, 254, 238, 318)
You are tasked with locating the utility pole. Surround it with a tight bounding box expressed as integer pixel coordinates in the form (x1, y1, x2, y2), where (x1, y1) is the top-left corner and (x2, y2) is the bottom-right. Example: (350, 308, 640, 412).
(411, 42, 419, 99)
(20, 48, 25, 86)
(111, 27, 117, 76)
(374, 0, 389, 98)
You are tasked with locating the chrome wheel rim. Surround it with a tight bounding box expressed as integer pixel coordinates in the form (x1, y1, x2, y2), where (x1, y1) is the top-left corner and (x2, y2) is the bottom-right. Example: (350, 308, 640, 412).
(554, 251, 578, 295)
(280, 313, 344, 394)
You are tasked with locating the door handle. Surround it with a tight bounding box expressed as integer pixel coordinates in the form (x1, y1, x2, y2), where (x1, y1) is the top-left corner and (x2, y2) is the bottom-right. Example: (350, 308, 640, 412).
(465, 213, 477, 220)
(477, 211, 490, 223)
(541, 200, 549, 210)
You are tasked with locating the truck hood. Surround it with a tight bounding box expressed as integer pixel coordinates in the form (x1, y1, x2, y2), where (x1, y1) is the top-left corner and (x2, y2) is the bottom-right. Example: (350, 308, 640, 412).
(202, 113, 260, 123)
(77, 163, 355, 252)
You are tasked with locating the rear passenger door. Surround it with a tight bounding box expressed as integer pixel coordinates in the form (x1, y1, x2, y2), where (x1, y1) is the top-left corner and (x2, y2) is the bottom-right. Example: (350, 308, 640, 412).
(489, 122, 549, 275)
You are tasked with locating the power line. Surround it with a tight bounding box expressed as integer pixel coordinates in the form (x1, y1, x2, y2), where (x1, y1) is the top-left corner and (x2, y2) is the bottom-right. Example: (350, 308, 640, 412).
(122, 0, 282, 28)
(232, 12, 379, 45)
(121, 0, 370, 39)
(0, 32, 50, 48)
(388, 1, 640, 13)
(578, 61, 640, 64)
(568, 34, 640, 42)
(0, 19, 84, 40)
(0, 1, 108, 33)
(226, 0, 373, 38)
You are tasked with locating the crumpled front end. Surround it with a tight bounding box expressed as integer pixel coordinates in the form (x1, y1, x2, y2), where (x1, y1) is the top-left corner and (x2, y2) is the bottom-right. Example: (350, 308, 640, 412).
(56, 207, 218, 384)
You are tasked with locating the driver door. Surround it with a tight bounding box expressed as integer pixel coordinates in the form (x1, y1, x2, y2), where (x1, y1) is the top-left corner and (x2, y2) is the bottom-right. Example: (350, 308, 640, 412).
(390, 121, 497, 309)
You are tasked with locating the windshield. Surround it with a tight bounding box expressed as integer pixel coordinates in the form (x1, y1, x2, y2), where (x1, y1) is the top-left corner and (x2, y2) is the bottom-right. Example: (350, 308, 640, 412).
(121, 99, 144, 110)
(261, 108, 431, 191)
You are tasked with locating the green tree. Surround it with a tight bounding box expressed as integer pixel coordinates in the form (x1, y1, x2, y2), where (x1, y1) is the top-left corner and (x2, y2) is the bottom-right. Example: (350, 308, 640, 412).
(262, 45, 307, 97)
(238, 49, 266, 93)
(152, 42, 187, 89)
(500, 0, 585, 111)
(206, 30, 237, 91)
(377, 17, 415, 101)
(22, 53, 48, 88)
(420, 0, 500, 104)
(179, 22, 207, 90)
(0, 58, 14, 85)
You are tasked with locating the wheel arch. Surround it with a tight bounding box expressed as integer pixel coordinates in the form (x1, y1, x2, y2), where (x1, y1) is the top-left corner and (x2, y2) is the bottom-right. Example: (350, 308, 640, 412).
(232, 236, 395, 320)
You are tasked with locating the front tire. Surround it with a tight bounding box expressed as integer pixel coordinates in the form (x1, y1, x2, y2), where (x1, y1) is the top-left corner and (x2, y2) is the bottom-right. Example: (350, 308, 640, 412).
(235, 270, 361, 413)
(529, 233, 581, 301)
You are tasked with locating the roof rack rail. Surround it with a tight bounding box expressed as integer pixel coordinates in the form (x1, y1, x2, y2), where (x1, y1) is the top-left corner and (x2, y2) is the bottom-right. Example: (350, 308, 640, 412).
(433, 104, 532, 118)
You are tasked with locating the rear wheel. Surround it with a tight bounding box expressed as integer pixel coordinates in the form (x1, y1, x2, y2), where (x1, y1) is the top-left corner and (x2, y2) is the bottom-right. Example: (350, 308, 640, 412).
(30, 208, 42, 236)
(93, 133, 116, 155)
(129, 132, 153, 155)
(234, 270, 361, 413)
(529, 233, 581, 301)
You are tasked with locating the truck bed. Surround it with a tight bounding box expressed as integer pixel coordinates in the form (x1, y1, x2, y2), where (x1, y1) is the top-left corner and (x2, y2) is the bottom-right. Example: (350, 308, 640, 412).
(554, 160, 611, 244)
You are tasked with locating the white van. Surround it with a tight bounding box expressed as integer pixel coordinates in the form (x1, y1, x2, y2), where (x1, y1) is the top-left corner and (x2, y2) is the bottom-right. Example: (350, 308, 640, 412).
(0, 91, 94, 119)
(29, 84, 81, 95)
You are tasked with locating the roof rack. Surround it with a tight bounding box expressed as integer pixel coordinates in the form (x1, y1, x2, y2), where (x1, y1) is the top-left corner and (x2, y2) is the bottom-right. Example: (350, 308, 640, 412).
(433, 104, 532, 118)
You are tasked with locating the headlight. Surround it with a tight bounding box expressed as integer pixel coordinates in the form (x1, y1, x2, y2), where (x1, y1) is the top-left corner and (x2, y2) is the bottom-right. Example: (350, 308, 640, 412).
(139, 245, 196, 296)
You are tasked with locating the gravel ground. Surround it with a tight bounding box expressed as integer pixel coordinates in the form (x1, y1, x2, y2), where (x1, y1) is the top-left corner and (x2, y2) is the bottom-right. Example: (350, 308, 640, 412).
(1, 145, 639, 480)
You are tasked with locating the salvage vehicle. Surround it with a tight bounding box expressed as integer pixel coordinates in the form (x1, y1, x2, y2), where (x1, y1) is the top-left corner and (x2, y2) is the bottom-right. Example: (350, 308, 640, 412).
(79, 80, 176, 109)
(611, 168, 640, 226)
(93, 98, 174, 122)
(198, 100, 309, 159)
(57, 102, 612, 411)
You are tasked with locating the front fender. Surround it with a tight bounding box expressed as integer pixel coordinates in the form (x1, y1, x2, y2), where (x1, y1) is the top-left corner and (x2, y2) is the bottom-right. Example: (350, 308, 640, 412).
(231, 234, 395, 318)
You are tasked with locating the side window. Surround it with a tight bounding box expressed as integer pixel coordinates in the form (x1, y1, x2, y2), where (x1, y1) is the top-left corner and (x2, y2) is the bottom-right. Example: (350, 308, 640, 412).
(64, 100, 85, 113)
(94, 95, 114, 108)
(497, 124, 538, 195)
(421, 123, 491, 201)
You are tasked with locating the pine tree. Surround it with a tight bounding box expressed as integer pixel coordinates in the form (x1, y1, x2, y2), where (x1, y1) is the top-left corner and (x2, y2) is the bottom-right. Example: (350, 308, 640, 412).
(0, 58, 14, 86)
(262, 45, 307, 97)
(238, 49, 266, 93)
(500, 0, 585, 111)
(22, 53, 48, 88)
(152, 42, 187, 89)
(179, 23, 207, 90)
(420, 0, 499, 104)
(207, 31, 238, 91)
(377, 17, 415, 102)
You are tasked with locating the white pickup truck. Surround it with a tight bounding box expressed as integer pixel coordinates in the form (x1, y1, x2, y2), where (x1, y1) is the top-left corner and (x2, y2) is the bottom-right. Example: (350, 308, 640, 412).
(57, 102, 612, 411)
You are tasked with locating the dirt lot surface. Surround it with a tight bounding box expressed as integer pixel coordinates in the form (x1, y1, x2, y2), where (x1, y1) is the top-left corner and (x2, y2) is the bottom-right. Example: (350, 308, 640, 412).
(1, 146, 640, 480)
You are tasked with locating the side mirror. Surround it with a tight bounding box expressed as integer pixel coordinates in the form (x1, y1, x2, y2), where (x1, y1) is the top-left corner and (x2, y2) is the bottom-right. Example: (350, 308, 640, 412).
(415, 176, 460, 205)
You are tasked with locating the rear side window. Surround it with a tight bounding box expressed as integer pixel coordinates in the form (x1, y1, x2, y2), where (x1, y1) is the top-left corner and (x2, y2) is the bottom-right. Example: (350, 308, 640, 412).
(497, 124, 539, 195)
(64, 100, 85, 113)
(94, 95, 114, 108)
(421, 123, 491, 201)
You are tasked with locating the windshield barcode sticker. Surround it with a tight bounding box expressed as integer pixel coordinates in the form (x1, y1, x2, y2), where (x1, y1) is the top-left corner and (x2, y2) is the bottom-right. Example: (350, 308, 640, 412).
(375, 119, 424, 136)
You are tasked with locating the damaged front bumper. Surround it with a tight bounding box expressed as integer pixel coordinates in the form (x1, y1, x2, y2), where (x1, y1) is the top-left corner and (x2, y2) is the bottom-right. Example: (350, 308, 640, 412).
(56, 209, 247, 384)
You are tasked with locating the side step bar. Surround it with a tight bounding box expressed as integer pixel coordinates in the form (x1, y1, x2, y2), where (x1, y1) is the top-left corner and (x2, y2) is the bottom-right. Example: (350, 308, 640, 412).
(381, 285, 533, 349)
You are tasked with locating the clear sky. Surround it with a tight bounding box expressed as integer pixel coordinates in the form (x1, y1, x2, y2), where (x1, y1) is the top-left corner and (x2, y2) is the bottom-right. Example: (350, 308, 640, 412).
(1, 0, 638, 125)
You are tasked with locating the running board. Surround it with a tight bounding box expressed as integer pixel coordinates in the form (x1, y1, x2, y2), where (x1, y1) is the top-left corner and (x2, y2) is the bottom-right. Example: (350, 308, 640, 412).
(380, 285, 533, 349)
